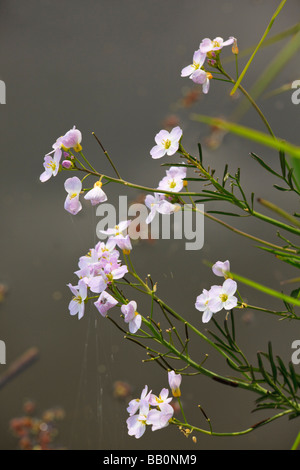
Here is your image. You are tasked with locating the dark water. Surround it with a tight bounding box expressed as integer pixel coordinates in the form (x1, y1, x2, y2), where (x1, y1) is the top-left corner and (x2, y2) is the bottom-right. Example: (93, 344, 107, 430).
(0, 0, 300, 450)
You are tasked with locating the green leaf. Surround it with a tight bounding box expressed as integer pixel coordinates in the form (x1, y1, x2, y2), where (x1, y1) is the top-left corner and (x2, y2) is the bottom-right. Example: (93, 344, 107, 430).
(291, 288, 300, 299)
(290, 157, 300, 190)
(198, 143, 203, 165)
(230, 0, 288, 95)
(273, 184, 290, 191)
(206, 210, 241, 217)
(279, 150, 286, 178)
(250, 152, 281, 177)
(191, 115, 300, 160)
(276, 355, 295, 398)
(183, 177, 208, 182)
(160, 162, 194, 168)
(228, 269, 300, 308)
(257, 352, 275, 387)
(223, 24, 300, 65)
(268, 342, 277, 383)
(289, 361, 300, 393)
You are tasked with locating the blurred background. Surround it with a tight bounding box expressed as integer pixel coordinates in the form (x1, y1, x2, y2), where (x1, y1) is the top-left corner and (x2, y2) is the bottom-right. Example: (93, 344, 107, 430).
(0, 0, 299, 450)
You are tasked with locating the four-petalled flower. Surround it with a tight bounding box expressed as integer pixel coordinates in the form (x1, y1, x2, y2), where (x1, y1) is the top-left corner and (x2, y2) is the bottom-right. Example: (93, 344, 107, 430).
(150, 126, 183, 159)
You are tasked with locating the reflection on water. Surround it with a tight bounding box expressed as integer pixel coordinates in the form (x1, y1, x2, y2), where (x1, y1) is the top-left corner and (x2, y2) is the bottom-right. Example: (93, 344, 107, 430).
(0, 0, 300, 450)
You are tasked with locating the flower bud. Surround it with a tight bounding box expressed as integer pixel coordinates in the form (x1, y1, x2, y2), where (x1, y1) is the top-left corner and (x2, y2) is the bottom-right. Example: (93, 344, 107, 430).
(62, 160, 73, 169)
(168, 370, 182, 397)
(232, 38, 239, 55)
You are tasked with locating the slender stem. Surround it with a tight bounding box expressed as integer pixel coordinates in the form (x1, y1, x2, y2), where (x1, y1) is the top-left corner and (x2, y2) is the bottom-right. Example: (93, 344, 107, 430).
(126, 254, 267, 394)
(190, 205, 297, 252)
(291, 430, 300, 450)
(172, 408, 292, 437)
(177, 397, 187, 424)
(230, 0, 288, 95)
(238, 302, 297, 319)
(220, 68, 275, 137)
(235, 53, 239, 81)
(257, 198, 300, 229)
(92, 132, 122, 180)
(74, 163, 300, 250)
(78, 151, 97, 173)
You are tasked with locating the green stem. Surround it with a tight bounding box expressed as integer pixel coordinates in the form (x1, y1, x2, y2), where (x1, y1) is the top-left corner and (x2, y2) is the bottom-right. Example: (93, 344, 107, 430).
(78, 151, 97, 173)
(257, 198, 300, 229)
(230, 0, 288, 95)
(172, 408, 292, 437)
(220, 68, 275, 137)
(126, 254, 267, 395)
(92, 132, 122, 180)
(177, 396, 187, 424)
(291, 430, 300, 450)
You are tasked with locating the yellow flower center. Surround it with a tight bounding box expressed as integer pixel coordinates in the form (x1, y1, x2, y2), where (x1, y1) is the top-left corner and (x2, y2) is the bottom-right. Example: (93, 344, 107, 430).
(69, 192, 78, 199)
(220, 293, 228, 302)
(74, 295, 82, 304)
(193, 61, 200, 70)
(213, 40, 221, 48)
(163, 139, 171, 149)
(138, 416, 147, 425)
(169, 180, 176, 189)
(46, 161, 57, 171)
(94, 181, 103, 188)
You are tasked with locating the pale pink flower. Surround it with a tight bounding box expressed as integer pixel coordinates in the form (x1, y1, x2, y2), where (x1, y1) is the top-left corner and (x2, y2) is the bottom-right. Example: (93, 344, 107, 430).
(67, 279, 87, 320)
(208, 278, 238, 313)
(60, 126, 82, 152)
(94, 291, 118, 317)
(100, 220, 132, 251)
(84, 181, 107, 206)
(127, 385, 151, 416)
(190, 69, 212, 94)
(64, 176, 82, 215)
(181, 49, 206, 78)
(195, 288, 214, 323)
(144, 193, 177, 224)
(121, 300, 142, 334)
(146, 403, 174, 431)
(149, 388, 172, 407)
(150, 126, 182, 159)
(39, 149, 61, 182)
(168, 371, 182, 397)
(199, 36, 235, 54)
(212, 260, 230, 278)
(157, 167, 187, 193)
(126, 400, 150, 439)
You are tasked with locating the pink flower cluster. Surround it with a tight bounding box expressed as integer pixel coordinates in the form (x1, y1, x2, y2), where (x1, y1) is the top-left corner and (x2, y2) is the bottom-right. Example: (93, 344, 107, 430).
(39, 126, 82, 183)
(144, 166, 186, 223)
(68, 239, 128, 320)
(126, 387, 172, 438)
(67, 220, 143, 333)
(126, 371, 182, 439)
(195, 260, 238, 323)
(40, 127, 107, 215)
(181, 36, 236, 94)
